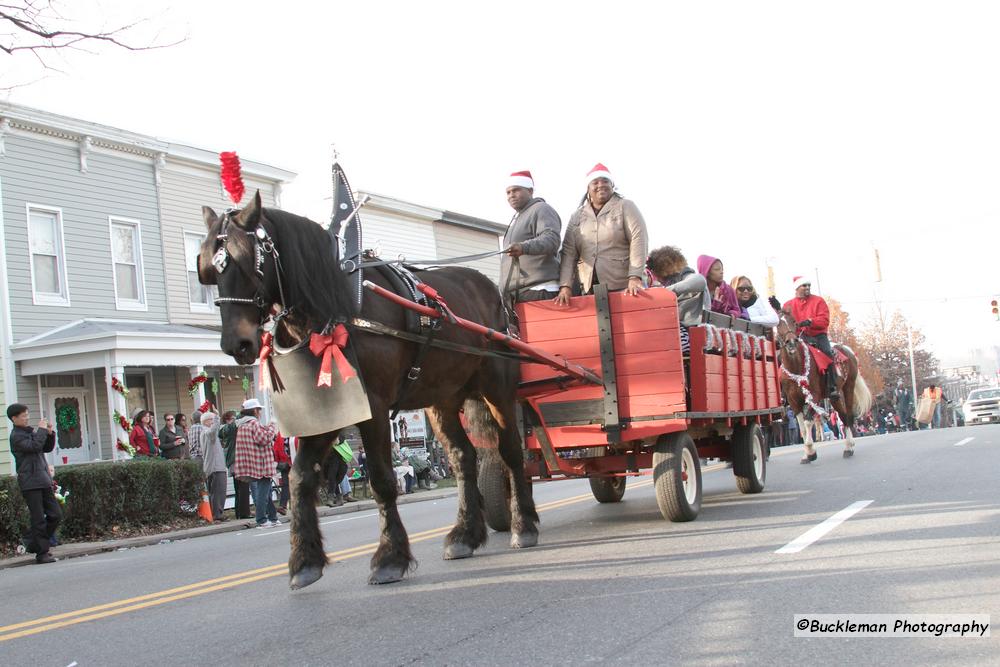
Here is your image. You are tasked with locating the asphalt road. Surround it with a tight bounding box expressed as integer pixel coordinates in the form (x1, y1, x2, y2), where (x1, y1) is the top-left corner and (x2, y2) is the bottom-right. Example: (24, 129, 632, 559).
(1, 426, 997, 666)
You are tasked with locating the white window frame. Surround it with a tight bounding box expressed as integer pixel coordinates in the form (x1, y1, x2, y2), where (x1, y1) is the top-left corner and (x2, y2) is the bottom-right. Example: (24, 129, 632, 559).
(184, 231, 215, 313)
(26, 204, 71, 306)
(108, 216, 148, 311)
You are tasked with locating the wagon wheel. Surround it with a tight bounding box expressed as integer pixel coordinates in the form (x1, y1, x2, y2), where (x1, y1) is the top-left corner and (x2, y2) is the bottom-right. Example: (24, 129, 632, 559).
(477, 449, 511, 532)
(652, 431, 701, 522)
(732, 423, 766, 494)
(589, 475, 627, 503)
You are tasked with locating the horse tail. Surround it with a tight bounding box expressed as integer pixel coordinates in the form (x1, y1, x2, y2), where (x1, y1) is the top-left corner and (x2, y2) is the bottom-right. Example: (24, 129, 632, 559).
(852, 374, 873, 418)
(463, 398, 500, 447)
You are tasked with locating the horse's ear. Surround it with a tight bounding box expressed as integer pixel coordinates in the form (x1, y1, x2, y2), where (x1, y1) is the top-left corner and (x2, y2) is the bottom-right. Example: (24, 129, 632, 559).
(233, 190, 263, 231)
(203, 206, 219, 230)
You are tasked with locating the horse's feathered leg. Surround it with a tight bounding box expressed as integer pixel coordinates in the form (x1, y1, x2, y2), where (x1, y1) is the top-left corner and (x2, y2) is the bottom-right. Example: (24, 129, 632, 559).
(361, 412, 414, 584)
(288, 433, 334, 589)
(426, 402, 488, 559)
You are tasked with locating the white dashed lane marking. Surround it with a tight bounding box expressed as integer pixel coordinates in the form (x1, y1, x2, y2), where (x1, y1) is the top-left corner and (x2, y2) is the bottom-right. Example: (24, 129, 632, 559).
(776, 500, 874, 554)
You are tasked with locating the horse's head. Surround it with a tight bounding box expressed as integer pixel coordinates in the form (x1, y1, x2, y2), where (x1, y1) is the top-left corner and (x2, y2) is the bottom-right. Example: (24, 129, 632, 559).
(775, 309, 800, 356)
(199, 191, 280, 364)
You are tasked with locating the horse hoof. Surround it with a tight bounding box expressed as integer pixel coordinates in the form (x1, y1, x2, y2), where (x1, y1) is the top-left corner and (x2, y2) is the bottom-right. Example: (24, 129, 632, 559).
(443, 542, 475, 560)
(368, 564, 406, 585)
(843, 449, 854, 458)
(289, 565, 323, 590)
(511, 532, 538, 549)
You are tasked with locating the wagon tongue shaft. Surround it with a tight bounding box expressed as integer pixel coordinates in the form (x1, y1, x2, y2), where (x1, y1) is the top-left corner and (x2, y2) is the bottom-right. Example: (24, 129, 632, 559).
(362, 280, 601, 385)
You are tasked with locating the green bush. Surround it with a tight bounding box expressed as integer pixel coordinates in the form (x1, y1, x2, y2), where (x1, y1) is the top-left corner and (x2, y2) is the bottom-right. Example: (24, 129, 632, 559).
(0, 476, 31, 552)
(53, 459, 205, 539)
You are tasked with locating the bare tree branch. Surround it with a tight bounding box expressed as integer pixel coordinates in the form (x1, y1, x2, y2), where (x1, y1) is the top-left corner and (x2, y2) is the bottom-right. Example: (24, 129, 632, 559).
(1, 1, 184, 86)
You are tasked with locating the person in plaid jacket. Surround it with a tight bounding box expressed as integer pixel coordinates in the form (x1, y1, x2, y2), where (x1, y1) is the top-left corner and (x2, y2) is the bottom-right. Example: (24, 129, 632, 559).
(233, 398, 279, 528)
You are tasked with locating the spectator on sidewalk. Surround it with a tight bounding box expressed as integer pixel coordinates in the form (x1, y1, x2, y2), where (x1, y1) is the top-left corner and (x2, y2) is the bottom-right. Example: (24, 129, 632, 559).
(173, 413, 191, 458)
(186, 410, 205, 461)
(158, 413, 187, 459)
(324, 432, 356, 506)
(130, 410, 159, 457)
(392, 444, 415, 494)
(199, 411, 228, 522)
(273, 432, 292, 515)
(7, 403, 61, 564)
(232, 398, 279, 529)
(219, 411, 251, 519)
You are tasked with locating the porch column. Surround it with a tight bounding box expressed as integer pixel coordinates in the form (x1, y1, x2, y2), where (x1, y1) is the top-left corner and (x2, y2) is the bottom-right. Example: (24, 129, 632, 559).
(190, 365, 206, 409)
(104, 358, 129, 461)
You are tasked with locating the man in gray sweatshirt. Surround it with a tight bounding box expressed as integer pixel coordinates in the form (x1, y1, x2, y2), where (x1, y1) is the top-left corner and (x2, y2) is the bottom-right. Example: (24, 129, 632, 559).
(500, 170, 562, 306)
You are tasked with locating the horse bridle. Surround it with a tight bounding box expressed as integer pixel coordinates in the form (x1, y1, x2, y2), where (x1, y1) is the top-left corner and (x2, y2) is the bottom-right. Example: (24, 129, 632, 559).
(211, 209, 291, 323)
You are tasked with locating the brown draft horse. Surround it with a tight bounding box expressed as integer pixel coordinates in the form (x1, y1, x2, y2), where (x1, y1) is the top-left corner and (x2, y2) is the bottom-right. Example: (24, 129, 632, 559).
(198, 192, 538, 588)
(776, 310, 873, 462)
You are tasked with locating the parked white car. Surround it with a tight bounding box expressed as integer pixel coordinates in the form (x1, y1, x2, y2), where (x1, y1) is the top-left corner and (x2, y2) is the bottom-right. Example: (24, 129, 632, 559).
(963, 388, 1000, 425)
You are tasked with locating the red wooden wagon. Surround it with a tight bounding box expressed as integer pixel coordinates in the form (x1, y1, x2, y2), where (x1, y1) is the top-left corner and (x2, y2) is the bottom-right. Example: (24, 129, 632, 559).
(476, 285, 783, 527)
(365, 279, 783, 527)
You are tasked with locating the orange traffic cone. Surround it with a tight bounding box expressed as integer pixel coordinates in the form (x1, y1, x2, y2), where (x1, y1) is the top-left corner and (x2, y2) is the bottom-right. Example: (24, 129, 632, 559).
(197, 485, 213, 523)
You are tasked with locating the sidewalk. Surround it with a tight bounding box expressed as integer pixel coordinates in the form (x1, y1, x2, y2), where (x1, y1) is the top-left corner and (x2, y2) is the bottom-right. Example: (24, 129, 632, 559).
(0, 487, 457, 571)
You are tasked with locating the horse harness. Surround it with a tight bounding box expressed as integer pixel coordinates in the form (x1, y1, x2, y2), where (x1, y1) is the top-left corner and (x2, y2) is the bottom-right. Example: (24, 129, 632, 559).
(209, 208, 521, 417)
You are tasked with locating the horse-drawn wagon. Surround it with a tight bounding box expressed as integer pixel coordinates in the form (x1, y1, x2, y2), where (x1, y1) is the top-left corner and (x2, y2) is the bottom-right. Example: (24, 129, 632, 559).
(477, 286, 784, 529)
(200, 159, 785, 587)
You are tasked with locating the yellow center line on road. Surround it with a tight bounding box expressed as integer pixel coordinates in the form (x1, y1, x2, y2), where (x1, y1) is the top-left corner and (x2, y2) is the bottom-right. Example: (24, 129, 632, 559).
(1, 463, 730, 642)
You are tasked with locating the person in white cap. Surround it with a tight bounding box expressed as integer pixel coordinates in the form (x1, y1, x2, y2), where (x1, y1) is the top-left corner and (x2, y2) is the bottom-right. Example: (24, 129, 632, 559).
(233, 398, 280, 528)
(501, 170, 562, 306)
(556, 163, 649, 304)
(782, 276, 839, 399)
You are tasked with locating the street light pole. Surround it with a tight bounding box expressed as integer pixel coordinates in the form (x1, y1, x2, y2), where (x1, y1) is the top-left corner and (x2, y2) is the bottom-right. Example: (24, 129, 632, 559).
(873, 246, 919, 400)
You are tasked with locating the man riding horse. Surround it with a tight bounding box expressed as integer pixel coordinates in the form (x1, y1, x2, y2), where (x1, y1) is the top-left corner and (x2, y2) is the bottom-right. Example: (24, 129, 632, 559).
(783, 276, 839, 400)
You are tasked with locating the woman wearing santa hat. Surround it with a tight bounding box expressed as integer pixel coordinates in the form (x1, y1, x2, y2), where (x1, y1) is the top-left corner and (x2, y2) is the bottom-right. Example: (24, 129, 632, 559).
(555, 163, 649, 304)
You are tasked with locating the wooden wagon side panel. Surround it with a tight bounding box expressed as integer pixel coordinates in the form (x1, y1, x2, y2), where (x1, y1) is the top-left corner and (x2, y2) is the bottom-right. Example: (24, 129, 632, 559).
(517, 289, 686, 449)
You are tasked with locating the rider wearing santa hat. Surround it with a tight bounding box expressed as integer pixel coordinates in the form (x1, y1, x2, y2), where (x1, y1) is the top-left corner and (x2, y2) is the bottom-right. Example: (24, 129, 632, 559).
(783, 276, 840, 399)
(501, 170, 562, 305)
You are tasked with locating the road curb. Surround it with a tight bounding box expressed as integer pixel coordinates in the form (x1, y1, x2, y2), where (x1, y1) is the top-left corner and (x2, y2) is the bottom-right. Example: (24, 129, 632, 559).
(0, 487, 457, 571)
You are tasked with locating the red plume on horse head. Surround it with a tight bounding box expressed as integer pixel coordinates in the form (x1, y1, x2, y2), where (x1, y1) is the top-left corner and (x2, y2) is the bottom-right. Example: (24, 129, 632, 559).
(219, 151, 245, 205)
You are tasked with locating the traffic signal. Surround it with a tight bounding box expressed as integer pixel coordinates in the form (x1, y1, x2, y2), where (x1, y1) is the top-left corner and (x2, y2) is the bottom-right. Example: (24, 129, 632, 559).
(993, 299, 999, 321)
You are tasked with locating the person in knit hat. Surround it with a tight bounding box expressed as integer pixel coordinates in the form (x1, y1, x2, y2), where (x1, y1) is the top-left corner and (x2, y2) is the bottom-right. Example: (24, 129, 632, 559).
(556, 163, 649, 304)
(782, 276, 839, 399)
(501, 170, 562, 307)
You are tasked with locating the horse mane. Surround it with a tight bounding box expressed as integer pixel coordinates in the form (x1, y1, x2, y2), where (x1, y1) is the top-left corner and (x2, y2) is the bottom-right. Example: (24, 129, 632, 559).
(264, 207, 353, 325)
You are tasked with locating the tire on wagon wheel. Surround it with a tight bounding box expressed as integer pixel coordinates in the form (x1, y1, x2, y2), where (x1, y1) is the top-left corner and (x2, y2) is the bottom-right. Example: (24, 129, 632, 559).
(731, 423, 766, 494)
(652, 431, 702, 522)
(477, 449, 511, 532)
(589, 475, 626, 503)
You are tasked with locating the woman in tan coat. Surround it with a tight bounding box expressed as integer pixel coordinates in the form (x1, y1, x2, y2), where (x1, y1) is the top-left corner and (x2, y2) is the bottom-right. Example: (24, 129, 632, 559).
(555, 163, 649, 305)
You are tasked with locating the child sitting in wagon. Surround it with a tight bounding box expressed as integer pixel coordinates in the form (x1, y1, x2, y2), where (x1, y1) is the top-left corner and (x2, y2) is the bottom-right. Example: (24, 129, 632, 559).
(646, 246, 709, 355)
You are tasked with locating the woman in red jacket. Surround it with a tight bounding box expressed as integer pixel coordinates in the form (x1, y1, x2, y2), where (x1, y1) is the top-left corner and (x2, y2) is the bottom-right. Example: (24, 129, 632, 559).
(130, 410, 159, 457)
(272, 432, 292, 514)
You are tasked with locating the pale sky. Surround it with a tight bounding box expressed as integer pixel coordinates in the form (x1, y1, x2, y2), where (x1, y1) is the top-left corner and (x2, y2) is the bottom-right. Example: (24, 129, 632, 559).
(4, 1, 999, 375)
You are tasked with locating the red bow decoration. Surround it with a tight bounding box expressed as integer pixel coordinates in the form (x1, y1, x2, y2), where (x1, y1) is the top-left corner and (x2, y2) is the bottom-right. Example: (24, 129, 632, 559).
(309, 324, 357, 387)
(259, 331, 274, 389)
(219, 151, 245, 205)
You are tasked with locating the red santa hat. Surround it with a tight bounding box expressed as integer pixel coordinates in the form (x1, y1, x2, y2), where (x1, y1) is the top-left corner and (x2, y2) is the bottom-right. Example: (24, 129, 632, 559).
(792, 275, 811, 289)
(507, 170, 534, 190)
(585, 163, 614, 187)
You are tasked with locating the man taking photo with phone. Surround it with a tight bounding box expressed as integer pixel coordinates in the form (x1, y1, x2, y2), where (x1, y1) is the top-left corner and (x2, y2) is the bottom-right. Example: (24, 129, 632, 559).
(7, 403, 61, 563)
